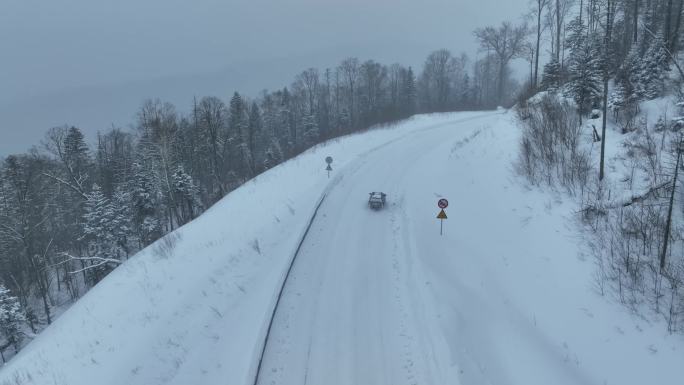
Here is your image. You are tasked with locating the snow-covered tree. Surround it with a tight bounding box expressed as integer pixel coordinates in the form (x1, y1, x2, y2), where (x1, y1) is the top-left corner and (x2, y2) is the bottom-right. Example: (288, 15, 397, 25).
(172, 166, 201, 224)
(302, 114, 320, 148)
(81, 184, 124, 281)
(130, 161, 162, 246)
(228, 92, 253, 179)
(541, 58, 562, 92)
(111, 187, 133, 255)
(564, 34, 602, 123)
(0, 284, 25, 357)
(403, 66, 417, 116)
(641, 34, 670, 99)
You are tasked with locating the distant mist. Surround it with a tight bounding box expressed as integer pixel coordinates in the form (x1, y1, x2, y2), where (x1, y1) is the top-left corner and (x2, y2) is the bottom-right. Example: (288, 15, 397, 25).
(0, 0, 528, 155)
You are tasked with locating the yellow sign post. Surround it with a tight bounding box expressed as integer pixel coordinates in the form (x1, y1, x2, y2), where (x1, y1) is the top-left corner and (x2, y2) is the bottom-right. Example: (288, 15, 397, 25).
(437, 209, 447, 235)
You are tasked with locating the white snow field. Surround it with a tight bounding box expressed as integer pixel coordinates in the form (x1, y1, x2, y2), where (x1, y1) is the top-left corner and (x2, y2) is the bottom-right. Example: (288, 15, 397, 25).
(1, 111, 682, 385)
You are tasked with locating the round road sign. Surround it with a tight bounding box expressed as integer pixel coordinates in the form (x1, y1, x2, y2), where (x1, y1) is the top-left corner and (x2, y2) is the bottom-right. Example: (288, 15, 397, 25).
(438, 198, 449, 209)
(325, 156, 333, 164)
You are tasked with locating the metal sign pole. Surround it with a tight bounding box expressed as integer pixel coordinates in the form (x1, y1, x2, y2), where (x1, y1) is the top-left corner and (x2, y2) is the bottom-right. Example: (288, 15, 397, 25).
(325, 156, 333, 179)
(436, 199, 448, 236)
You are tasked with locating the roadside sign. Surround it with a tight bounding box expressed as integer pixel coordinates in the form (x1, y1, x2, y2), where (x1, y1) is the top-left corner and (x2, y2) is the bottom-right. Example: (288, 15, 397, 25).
(438, 198, 449, 209)
(325, 156, 333, 164)
(437, 207, 448, 236)
(325, 161, 333, 178)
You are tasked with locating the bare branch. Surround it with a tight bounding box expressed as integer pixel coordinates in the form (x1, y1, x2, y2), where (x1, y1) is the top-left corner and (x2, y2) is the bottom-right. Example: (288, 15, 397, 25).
(41, 172, 88, 200)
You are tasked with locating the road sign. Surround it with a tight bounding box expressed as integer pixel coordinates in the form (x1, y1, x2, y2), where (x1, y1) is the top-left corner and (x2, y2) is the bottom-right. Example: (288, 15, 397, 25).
(325, 156, 333, 164)
(326, 164, 332, 171)
(438, 198, 449, 209)
(437, 208, 447, 235)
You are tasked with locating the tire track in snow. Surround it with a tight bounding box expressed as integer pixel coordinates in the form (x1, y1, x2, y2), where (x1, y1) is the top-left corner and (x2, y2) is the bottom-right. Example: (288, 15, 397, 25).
(252, 193, 329, 385)
(390, 203, 420, 385)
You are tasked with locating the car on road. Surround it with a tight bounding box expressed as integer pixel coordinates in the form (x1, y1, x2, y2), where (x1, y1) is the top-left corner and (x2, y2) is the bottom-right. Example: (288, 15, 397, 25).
(368, 192, 386, 210)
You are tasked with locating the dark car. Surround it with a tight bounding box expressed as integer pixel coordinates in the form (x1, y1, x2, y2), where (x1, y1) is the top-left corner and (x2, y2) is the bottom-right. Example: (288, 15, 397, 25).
(368, 192, 386, 210)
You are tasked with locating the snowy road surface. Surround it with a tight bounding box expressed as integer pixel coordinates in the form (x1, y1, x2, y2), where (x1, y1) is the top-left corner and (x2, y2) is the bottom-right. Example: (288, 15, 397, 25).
(1, 112, 681, 385)
(256, 117, 470, 385)
(256, 113, 683, 385)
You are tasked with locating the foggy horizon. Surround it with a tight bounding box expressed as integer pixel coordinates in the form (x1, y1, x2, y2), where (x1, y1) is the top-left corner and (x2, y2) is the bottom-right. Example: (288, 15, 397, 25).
(1, 0, 528, 155)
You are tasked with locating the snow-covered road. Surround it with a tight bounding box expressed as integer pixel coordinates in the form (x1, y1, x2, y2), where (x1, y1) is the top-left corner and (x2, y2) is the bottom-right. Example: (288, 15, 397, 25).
(257, 112, 684, 385)
(255, 116, 473, 385)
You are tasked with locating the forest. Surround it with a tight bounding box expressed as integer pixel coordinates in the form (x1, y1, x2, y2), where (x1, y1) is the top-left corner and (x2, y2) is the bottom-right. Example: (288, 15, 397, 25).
(518, 0, 684, 334)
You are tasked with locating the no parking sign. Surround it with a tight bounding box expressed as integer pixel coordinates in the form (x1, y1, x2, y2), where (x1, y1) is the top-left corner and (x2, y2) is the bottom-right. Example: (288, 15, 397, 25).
(437, 199, 448, 235)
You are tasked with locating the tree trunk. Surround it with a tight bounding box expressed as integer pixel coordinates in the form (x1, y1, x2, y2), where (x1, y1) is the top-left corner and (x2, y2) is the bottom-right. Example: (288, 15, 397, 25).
(534, 1, 543, 88)
(556, 0, 562, 62)
(660, 138, 682, 271)
(633, 0, 640, 43)
(670, 0, 683, 52)
(498, 61, 506, 104)
(600, 1, 615, 181)
(666, 0, 674, 47)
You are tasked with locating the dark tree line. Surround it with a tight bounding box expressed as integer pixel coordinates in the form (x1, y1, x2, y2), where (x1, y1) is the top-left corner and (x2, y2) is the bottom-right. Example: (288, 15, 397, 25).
(0, 48, 510, 360)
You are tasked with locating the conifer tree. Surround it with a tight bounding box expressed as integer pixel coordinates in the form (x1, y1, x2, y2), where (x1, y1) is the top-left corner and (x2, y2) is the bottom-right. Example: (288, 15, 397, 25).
(540, 59, 562, 91)
(0, 284, 24, 357)
(403, 67, 417, 116)
(565, 30, 602, 123)
(641, 34, 671, 99)
(172, 166, 201, 224)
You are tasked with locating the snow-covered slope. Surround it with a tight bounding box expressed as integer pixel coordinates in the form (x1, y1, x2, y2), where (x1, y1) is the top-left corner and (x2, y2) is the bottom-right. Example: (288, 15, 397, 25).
(1, 111, 682, 385)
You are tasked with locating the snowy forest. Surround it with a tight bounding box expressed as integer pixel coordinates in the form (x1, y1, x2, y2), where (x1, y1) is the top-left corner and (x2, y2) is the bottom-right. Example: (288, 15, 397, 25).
(517, 0, 684, 334)
(0, 41, 521, 360)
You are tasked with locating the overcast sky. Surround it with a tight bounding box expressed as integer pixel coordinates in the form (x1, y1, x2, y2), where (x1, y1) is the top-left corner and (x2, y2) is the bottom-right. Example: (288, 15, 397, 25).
(0, 0, 528, 155)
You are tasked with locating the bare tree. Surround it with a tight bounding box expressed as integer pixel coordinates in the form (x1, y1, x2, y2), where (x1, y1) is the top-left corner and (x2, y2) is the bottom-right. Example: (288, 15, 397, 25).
(474, 22, 529, 103)
(338, 58, 360, 128)
(599, 0, 618, 181)
(531, 0, 550, 88)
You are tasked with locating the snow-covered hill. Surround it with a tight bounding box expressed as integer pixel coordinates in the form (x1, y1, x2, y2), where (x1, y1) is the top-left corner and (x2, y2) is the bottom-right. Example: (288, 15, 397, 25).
(0, 111, 681, 385)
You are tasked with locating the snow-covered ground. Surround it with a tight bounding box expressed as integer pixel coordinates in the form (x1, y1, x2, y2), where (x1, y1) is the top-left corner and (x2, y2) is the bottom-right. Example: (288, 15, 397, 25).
(1, 111, 682, 385)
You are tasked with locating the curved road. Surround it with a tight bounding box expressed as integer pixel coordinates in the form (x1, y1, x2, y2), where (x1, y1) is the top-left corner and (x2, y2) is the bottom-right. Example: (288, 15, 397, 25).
(256, 111, 602, 385)
(257, 113, 495, 385)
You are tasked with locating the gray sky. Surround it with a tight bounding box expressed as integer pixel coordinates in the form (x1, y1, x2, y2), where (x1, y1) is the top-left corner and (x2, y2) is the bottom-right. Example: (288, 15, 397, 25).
(0, 0, 528, 155)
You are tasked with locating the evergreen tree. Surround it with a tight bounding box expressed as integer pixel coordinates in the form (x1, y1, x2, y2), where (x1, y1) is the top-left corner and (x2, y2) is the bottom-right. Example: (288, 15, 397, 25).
(248, 102, 265, 172)
(130, 161, 162, 246)
(403, 67, 417, 116)
(565, 33, 602, 122)
(641, 34, 671, 99)
(81, 184, 122, 281)
(611, 45, 645, 122)
(229, 92, 246, 142)
(540, 58, 562, 91)
(228, 92, 253, 178)
(172, 166, 201, 224)
(0, 284, 24, 356)
(302, 114, 319, 148)
(111, 187, 133, 255)
(63, 126, 90, 176)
